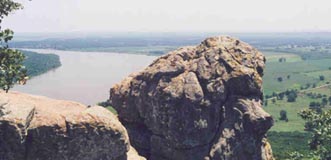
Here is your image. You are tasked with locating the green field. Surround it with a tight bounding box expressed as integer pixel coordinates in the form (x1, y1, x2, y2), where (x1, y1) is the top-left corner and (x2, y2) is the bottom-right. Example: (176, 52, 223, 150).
(264, 51, 303, 63)
(268, 131, 311, 159)
(263, 51, 331, 95)
(262, 51, 331, 159)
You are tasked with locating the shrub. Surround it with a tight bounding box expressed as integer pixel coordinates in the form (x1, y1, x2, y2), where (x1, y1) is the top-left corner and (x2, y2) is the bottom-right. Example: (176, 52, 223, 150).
(287, 92, 297, 102)
(279, 110, 288, 121)
(319, 75, 325, 81)
(277, 77, 283, 82)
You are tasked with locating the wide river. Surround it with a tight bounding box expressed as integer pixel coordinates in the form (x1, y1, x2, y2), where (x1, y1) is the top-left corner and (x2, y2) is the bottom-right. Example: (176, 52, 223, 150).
(13, 49, 158, 105)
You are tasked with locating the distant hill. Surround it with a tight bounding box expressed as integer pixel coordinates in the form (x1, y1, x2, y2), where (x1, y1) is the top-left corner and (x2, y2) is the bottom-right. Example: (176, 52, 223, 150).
(10, 33, 331, 58)
(22, 50, 61, 77)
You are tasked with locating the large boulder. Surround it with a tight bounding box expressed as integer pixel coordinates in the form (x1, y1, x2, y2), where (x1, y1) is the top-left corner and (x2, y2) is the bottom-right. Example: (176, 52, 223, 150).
(109, 36, 274, 160)
(0, 91, 145, 160)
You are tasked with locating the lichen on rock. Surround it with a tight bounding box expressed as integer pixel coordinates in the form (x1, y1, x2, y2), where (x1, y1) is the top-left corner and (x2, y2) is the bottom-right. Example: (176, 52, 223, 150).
(0, 91, 145, 160)
(109, 36, 274, 160)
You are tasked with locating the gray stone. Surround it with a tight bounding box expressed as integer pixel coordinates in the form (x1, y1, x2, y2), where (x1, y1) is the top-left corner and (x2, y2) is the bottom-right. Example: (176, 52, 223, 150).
(109, 36, 274, 160)
(0, 91, 145, 160)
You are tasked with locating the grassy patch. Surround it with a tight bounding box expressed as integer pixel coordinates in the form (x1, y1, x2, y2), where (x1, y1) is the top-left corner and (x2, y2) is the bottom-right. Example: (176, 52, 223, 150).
(263, 58, 331, 95)
(268, 131, 311, 159)
(106, 106, 118, 115)
(303, 85, 331, 95)
(261, 55, 331, 158)
(264, 96, 311, 132)
(265, 52, 303, 63)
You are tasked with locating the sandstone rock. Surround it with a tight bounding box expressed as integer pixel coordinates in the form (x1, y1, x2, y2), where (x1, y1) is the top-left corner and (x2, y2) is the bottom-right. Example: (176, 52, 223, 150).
(0, 91, 145, 160)
(109, 36, 274, 160)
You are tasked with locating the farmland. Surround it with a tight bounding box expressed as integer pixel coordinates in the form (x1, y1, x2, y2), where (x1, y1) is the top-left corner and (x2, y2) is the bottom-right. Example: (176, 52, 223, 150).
(262, 51, 331, 159)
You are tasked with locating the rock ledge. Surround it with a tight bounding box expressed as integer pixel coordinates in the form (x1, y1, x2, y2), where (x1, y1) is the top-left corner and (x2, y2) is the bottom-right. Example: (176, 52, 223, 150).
(0, 91, 144, 160)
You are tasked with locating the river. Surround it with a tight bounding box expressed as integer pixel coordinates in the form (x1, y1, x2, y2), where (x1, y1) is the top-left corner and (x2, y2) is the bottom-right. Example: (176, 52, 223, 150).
(13, 49, 158, 105)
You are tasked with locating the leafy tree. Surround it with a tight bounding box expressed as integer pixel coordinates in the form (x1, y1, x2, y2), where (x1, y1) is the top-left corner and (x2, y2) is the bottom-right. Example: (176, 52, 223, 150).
(277, 77, 283, 82)
(322, 98, 328, 107)
(309, 101, 322, 113)
(279, 110, 288, 122)
(299, 109, 331, 160)
(300, 85, 305, 90)
(0, 0, 27, 92)
(288, 151, 304, 160)
(287, 91, 297, 102)
(278, 57, 286, 63)
(272, 92, 277, 97)
(264, 99, 268, 106)
(278, 92, 285, 100)
(265, 95, 271, 99)
(319, 75, 325, 81)
(309, 102, 321, 108)
(312, 83, 317, 88)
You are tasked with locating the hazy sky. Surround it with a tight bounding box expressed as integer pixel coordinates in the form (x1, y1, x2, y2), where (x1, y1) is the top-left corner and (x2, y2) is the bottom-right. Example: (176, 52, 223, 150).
(2, 0, 331, 33)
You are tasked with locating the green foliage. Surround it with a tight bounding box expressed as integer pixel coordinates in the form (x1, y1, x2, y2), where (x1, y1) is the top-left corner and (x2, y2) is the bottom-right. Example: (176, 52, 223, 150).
(320, 75, 325, 81)
(309, 101, 323, 114)
(279, 57, 287, 62)
(268, 131, 311, 159)
(287, 91, 298, 102)
(287, 75, 291, 79)
(288, 151, 304, 160)
(97, 101, 118, 115)
(299, 109, 331, 159)
(279, 110, 288, 121)
(97, 101, 110, 107)
(312, 83, 317, 88)
(278, 92, 285, 100)
(322, 98, 328, 106)
(22, 50, 61, 77)
(0, 0, 22, 24)
(0, 0, 27, 92)
(105, 106, 118, 115)
(264, 99, 268, 106)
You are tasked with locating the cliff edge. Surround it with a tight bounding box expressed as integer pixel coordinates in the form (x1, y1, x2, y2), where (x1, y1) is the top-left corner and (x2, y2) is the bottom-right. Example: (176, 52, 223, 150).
(110, 36, 274, 160)
(0, 91, 145, 160)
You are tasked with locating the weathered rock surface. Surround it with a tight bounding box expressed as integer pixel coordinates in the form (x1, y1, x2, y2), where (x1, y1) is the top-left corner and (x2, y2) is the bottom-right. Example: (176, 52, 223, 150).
(0, 91, 145, 160)
(109, 36, 274, 160)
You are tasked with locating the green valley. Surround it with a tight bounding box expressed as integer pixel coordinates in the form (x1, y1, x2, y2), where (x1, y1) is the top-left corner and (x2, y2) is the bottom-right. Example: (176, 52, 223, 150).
(262, 51, 331, 159)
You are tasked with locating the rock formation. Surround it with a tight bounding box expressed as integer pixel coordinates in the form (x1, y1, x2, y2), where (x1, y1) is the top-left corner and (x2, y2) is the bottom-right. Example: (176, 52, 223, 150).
(109, 36, 274, 160)
(0, 91, 145, 160)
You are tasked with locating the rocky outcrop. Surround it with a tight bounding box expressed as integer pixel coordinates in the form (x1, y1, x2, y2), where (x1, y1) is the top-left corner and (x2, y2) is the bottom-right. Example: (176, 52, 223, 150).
(0, 91, 145, 160)
(109, 36, 274, 160)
